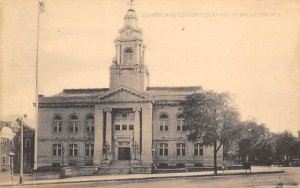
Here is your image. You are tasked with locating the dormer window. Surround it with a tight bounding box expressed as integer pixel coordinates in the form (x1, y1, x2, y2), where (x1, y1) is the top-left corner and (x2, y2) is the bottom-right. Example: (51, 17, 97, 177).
(124, 48, 133, 63)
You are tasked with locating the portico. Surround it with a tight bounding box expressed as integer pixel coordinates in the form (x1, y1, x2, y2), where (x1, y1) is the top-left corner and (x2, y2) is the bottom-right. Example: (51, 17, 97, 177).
(93, 87, 153, 167)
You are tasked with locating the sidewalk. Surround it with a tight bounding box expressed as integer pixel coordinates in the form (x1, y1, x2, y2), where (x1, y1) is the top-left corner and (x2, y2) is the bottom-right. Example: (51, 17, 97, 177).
(0, 166, 285, 187)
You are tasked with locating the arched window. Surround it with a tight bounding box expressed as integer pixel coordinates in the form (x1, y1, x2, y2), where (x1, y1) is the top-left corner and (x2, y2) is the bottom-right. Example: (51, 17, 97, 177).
(53, 115, 62, 133)
(159, 114, 169, 131)
(69, 114, 79, 133)
(124, 48, 133, 63)
(176, 114, 185, 132)
(85, 114, 94, 133)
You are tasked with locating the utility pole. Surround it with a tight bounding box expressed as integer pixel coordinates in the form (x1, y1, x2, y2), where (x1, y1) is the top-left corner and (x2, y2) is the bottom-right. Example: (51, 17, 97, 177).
(16, 117, 24, 184)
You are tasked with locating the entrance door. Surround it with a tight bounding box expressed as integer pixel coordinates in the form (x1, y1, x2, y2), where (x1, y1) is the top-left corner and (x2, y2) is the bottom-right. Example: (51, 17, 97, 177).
(118, 147, 130, 160)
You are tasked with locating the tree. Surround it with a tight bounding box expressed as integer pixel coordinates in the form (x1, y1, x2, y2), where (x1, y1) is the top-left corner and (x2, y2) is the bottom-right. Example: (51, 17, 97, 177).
(237, 121, 271, 164)
(180, 91, 240, 174)
(275, 131, 297, 162)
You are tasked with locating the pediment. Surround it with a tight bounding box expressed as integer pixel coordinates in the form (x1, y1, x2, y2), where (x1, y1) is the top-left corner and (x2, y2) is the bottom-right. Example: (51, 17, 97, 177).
(96, 86, 152, 102)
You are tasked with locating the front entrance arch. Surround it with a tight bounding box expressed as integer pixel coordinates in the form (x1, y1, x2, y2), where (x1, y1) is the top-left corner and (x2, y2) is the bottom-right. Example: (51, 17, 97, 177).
(118, 147, 130, 160)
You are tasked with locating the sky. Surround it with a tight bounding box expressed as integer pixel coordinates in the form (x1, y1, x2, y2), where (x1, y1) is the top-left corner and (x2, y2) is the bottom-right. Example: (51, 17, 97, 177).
(1, 0, 300, 135)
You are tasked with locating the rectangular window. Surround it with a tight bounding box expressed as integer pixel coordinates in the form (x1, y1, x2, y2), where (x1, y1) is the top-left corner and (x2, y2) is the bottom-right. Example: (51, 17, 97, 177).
(194, 144, 203, 157)
(128, 113, 134, 120)
(53, 144, 62, 156)
(122, 113, 127, 119)
(2, 156, 6, 165)
(86, 121, 94, 132)
(115, 125, 120, 130)
(159, 143, 168, 156)
(54, 121, 62, 132)
(69, 144, 78, 157)
(122, 125, 127, 130)
(85, 144, 94, 156)
(129, 124, 134, 130)
(70, 121, 79, 133)
(160, 120, 169, 131)
(177, 120, 181, 131)
(177, 143, 186, 156)
(177, 119, 185, 132)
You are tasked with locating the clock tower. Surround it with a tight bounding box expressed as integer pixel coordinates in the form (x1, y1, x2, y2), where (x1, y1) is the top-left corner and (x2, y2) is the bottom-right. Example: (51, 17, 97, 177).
(109, 7, 149, 91)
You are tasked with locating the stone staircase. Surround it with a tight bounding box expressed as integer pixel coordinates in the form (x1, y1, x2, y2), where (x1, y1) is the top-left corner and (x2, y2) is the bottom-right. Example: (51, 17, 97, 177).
(97, 160, 131, 175)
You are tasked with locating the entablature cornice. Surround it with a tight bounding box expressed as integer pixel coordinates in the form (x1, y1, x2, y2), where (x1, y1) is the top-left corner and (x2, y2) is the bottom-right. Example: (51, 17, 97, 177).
(38, 138, 94, 142)
(38, 99, 156, 108)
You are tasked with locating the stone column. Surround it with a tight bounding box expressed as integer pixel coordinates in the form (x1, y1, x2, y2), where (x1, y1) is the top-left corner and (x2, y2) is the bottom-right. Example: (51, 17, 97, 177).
(135, 44, 139, 64)
(93, 105, 104, 165)
(117, 45, 120, 65)
(134, 107, 141, 161)
(141, 103, 153, 165)
(139, 45, 141, 61)
(134, 107, 140, 145)
(105, 107, 112, 161)
(115, 45, 118, 64)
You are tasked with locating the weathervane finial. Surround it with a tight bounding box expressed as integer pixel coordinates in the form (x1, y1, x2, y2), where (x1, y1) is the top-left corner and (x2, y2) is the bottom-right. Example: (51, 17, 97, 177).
(129, 0, 134, 9)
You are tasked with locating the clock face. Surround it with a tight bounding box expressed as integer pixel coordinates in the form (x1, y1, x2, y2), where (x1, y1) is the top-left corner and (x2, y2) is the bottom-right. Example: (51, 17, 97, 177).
(126, 29, 132, 35)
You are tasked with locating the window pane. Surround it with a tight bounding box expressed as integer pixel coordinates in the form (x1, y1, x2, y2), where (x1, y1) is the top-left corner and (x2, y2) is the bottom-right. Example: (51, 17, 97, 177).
(115, 125, 120, 130)
(177, 149, 180, 156)
(129, 125, 134, 130)
(165, 126, 168, 131)
(159, 149, 163, 156)
(122, 125, 127, 130)
(164, 149, 168, 156)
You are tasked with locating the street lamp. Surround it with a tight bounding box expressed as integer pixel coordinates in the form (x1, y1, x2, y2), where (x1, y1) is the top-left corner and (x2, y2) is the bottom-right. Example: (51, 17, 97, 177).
(9, 151, 15, 187)
(132, 141, 139, 160)
(104, 142, 110, 160)
(16, 116, 24, 184)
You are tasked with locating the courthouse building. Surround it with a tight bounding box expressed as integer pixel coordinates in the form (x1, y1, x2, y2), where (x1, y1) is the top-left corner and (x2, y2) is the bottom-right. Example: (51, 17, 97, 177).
(37, 7, 222, 169)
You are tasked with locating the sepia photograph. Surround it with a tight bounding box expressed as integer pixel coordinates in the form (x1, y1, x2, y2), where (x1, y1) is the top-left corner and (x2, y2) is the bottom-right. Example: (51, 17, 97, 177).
(0, 0, 300, 187)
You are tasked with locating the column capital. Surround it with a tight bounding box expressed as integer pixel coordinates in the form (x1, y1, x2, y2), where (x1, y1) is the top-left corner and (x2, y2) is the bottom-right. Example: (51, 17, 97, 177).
(134, 107, 141, 112)
(95, 105, 105, 110)
(104, 107, 112, 113)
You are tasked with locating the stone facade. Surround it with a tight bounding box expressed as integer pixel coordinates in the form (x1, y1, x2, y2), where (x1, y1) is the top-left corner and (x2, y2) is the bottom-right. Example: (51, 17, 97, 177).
(37, 8, 223, 169)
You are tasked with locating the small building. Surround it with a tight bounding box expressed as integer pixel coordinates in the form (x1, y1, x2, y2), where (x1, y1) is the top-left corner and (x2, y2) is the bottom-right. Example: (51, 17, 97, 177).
(0, 121, 35, 173)
(0, 122, 15, 172)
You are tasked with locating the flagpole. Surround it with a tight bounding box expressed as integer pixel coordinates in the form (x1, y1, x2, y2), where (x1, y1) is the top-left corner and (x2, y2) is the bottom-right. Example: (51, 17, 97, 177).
(34, 0, 42, 171)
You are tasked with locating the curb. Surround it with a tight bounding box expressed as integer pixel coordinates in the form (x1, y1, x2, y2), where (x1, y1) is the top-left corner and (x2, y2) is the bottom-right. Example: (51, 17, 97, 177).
(0, 170, 285, 187)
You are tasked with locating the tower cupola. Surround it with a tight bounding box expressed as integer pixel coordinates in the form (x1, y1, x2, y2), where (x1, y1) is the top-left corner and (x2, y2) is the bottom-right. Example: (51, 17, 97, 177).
(109, 6, 149, 91)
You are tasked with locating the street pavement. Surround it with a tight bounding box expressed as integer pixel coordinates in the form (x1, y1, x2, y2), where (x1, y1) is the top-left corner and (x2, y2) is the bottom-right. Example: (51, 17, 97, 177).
(0, 166, 291, 187)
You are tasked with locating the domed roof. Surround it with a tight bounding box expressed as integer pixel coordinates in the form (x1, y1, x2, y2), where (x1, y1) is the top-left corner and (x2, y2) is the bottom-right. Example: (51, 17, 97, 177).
(123, 8, 139, 30)
(125, 9, 137, 19)
(0, 126, 15, 139)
